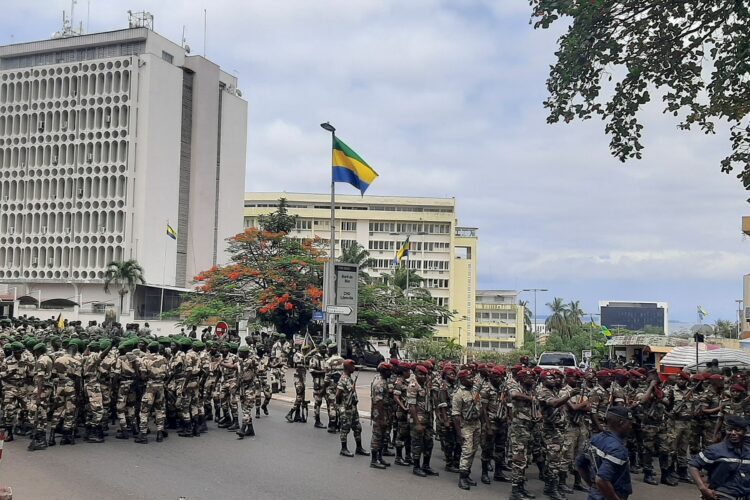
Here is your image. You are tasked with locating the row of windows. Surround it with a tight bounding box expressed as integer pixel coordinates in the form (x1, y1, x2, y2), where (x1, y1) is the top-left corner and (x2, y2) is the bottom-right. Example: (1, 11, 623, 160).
(475, 326, 516, 335)
(0, 244, 124, 272)
(368, 258, 449, 271)
(0, 70, 131, 104)
(470, 341, 516, 351)
(368, 221, 451, 234)
(424, 278, 449, 289)
(0, 140, 129, 168)
(1, 209, 126, 235)
(368, 240, 451, 252)
(0, 175, 127, 202)
(0, 106, 129, 137)
(476, 311, 517, 321)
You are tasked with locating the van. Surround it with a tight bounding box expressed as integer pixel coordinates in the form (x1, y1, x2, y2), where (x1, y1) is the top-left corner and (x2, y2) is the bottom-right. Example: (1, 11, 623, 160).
(537, 351, 578, 371)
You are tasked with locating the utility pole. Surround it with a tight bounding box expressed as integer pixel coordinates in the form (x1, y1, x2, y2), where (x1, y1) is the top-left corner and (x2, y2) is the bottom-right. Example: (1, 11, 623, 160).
(521, 288, 548, 361)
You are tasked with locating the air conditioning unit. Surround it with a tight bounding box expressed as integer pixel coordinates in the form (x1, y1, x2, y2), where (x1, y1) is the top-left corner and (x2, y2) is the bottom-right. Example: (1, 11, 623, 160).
(99, 226, 106, 233)
(31, 257, 38, 265)
(47, 258, 54, 266)
(52, 155, 58, 164)
(8, 227, 14, 234)
(71, 90, 77, 97)
(87, 153, 93, 163)
(61, 121, 67, 131)
(77, 188, 84, 196)
(64, 227, 71, 234)
(2, 195, 8, 201)
(41, 226, 47, 234)
(38, 124, 45, 133)
(105, 115, 111, 123)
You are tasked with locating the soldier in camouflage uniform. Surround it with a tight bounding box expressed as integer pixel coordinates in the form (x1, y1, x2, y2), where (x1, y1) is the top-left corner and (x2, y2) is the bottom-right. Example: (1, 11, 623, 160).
(370, 361, 392, 469)
(669, 371, 694, 482)
(286, 348, 308, 423)
(537, 369, 578, 500)
(28, 342, 53, 451)
(254, 345, 272, 418)
(508, 367, 538, 500)
(203, 342, 223, 422)
(588, 369, 613, 433)
(392, 361, 413, 466)
(81, 340, 110, 443)
(113, 338, 139, 439)
(453, 369, 482, 490)
(691, 374, 724, 454)
(308, 345, 326, 428)
(713, 381, 748, 440)
(408, 363, 439, 478)
(324, 344, 344, 433)
(236, 345, 258, 439)
(560, 368, 588, 492)
(626, 369, 646, 473)
(98, 339, 116, 428)
(217, 343, 240, 430)
(637, 371, 677, 486)
(436, 364, 460, 473)
(1, 342, 27, 441)
(336, 359, 368, 457)
(480, 365, 510, 483)
(51, 340, 82, 445)
(135, 341, 167, 443)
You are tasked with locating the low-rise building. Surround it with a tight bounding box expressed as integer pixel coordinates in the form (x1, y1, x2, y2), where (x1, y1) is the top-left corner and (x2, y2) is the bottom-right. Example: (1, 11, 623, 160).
(472, 290, 525, 352)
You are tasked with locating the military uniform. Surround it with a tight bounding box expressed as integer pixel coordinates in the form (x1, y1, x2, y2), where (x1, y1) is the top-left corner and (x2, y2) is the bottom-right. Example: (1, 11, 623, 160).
(407, 375, 436, 473)
(392, 369, 412, 465)
(51, 351, 81, 443)
(81, 348, 106, 438)
(1, 350, 27, 438)
(254, 353, 272, 416)
(236, 349, 258, 437)
(508, 375, 537, 494)
(636, 383, 673, 484)
(307, 351, 326, 426)
(670, 382, 693, 478)
(337, 371, 362, 447)
(113, 348, 138, 437)
(30, 348, 54, 449)
(437, 376, 460, 471)
(537, 381, 567, 496)
(137, 349, 168, 442)
(452, 383, 481, 482)
(370, 373, 389, 456)
(324, 353, 344, 432)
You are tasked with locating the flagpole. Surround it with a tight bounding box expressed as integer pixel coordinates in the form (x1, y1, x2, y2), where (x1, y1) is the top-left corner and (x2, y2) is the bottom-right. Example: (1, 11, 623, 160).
(321, 122, 337, 343)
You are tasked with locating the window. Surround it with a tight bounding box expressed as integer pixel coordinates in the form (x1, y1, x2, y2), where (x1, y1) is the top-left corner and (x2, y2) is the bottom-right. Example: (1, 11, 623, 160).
(161, 51, 174, 64)
(295, 220, 312, 230)
(369, 221, 395, 233)
(340, 221, 357, 231)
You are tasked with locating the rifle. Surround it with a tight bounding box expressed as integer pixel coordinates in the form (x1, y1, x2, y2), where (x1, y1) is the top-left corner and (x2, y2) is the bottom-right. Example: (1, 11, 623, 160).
(672, 382, 700, 415)
(345, 372, 359, 407)
(301, 399, 309, 422)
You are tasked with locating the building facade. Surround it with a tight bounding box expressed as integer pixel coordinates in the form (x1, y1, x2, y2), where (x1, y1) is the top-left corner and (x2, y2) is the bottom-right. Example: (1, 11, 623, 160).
(0, 24, 247, 322)
(599, 301, 669, 335)
(473, 290, 526, 352)
(244, 192, 478, 345)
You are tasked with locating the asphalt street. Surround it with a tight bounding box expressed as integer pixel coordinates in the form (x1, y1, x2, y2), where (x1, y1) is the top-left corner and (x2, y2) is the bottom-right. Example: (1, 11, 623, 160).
(1, 388, 699, 500)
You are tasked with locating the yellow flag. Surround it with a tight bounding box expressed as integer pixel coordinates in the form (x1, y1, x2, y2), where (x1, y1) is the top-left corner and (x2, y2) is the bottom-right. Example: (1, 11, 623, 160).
(56, 313, 65, 331)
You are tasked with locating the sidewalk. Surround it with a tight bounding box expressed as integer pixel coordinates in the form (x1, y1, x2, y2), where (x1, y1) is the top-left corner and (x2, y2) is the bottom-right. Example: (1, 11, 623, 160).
(275, 367, 374, 419)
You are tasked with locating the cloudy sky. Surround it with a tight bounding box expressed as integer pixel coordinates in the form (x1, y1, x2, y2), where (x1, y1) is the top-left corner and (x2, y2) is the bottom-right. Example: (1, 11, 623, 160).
(4, 1, 749, 323)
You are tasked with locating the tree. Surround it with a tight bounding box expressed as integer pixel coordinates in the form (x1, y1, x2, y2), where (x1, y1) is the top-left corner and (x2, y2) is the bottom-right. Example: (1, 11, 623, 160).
(382, 266, 423, 291)
(565, 300, 584, 330)
(257, 197, 297, 233)
(519, 300, 533, 334)
(339, 242, 373, 270)
(103, 259, 145, 323)
(546, 297, 569, 338)
(714, 319, 736, 338)
(532, 1, 750, 191)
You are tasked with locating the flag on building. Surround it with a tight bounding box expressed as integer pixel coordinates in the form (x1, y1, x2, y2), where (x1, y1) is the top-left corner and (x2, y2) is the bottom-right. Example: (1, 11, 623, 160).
(331, 137, 378, 195)
(393, 237, 410, 265)
(56, 313, 65, 331)
(698, 305, 709, 320)
(601, 325, 613, 338)
(166, 224, 177, 240)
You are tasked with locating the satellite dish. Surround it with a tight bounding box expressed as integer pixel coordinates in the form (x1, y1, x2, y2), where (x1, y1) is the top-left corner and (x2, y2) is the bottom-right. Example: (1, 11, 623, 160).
(236, 89, 242, 97)
(690, 324, 713, 336)
(184, 44, 191, 54)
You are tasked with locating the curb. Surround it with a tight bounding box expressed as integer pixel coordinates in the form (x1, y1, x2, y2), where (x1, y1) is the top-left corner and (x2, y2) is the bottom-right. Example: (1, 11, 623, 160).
(271, 393, 372, 420)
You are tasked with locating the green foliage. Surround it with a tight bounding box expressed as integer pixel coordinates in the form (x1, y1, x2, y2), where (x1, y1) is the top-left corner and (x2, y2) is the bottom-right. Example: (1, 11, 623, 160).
(519, 300, 533, 334)
(103, 259, 146, 321)
(404, 337, 464, 362)
(339, 242, 374, 271)
(257, 197, 297, 233)
(468, 349, 529, 366)
(532, 1, 750, 191)
(714, 319, 737, 338)
(167, 299, 244, 327)
(543, 326, 607, 362)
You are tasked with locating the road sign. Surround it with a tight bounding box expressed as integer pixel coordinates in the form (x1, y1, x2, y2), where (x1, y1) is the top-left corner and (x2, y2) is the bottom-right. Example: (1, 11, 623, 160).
(326, 305, 352, 315)
(334, 263, 358, 324)
(215, 321, 229, 337)
(582, 350, 592, 360)
(312, 310, 326, 321)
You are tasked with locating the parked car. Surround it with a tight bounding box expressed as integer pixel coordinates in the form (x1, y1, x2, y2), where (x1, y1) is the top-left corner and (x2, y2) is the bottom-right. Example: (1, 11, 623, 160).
(537, 351, 578, 371)
(343, 339, 385, 368)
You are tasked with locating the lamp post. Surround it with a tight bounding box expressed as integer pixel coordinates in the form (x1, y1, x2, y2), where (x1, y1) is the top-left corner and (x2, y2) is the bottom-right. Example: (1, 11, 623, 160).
(736, 299, 743, 339)
(583, 312, 601, 351)
(320, 122, 337, 343)
(521, 288, 548, 361)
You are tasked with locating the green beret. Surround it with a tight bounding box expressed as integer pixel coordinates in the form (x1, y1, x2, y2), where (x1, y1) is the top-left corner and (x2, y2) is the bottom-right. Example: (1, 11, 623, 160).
(158, 337, 173, 346)
(33, 342, 47, 352)
(99, 339, 112, 350)
(328, 342, 337, 349)
(238, 345, 250, 353)
(24, 338, 37, 349)
(11, 341, 24, 351)
(178, 338, 192, 347)
(148, 341, 160, 349)
(192, 341, 205, 350)
(206, 340, 216, 348)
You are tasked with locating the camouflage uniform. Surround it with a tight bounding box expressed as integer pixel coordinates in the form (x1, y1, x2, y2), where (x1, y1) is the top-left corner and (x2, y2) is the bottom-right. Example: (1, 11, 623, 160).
(254, 353, 272, 414)
(338, 371, 362, 443)
(203, 350, 223, 420)
(238, 353, 258, 429)
(138, 351, 168, 434)
(31, 351, 54, 439)
(1, 352, 27, 432)
(407, 377, 435, 466)
(81, 350, 105, 429)
(179, 349, 201, 424)
(690, 388, 720, 454)
(51, 352, 81, 436)
(452, 384, 481, 474)
(437, 377, 460, 470)
(113, 350, 138, 432)
(587, 382, 611, 432)
(670, 384, 693, 473)
(98, 349, 117, 425)
(219, 351, 239, 423)
(537, 383, 567, 489)
(324, 354, 344, 430)
(371, 374, 389, 453)
(508, 378, 536, 488)
(307, 351, 326, 422)
(393, 372, 412, 462)
(480, 378, 507, 469)
(560, 382, 588, 475)
(637, 385, 671, 480)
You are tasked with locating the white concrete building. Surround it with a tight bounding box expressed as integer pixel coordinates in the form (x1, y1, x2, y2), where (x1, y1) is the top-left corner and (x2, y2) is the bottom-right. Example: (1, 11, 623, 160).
(0, 22, 247, 326)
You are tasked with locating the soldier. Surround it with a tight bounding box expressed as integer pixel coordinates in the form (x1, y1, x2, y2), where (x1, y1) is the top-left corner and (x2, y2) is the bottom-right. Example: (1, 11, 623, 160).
(135, 341, 168, 444)
(51, 339, 82, 445)
(637, 370, 677, 486)
(98, 339, 117, 429)
(203, 341, 222, 422)
(271, 335, 287, 393)
(236, 345, 257, 439)
(625, 369, 646, 473)
(254, 346, 272, 418)
(81, 340, 111, 443)
(324, 343, 344, 433)
(713, 382, 748, 441)
(392, 361, 413, 466)
(408, 363, 439, 478)
(670, 371, 694, 482)
(453, 369, 482, 490)
(370, 361, 393, 469)
(308, 345, 327, 429)
(437, 364, 460, 473)
(217, 342, 240, 431)
(1, 342, 27, 442)
(692, 374, 724, 453)
(588, 369, 613, 433)
(480, 365, 510, 484)
(560, 368, 588, 493)
(112, 338, 138, 439)
(28, 342, 53, 451)
(336, 359, 368, 458)
(286, 348, 308, 423)
(508, 367, 538, 500)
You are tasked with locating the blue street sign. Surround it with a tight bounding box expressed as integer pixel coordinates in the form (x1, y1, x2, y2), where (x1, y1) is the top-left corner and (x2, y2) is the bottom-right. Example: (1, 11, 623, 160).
(312, 310, 326, 321)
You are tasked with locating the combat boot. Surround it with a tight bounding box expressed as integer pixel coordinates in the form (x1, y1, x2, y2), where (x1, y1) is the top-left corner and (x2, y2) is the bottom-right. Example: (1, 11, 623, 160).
(559, 472, 574, 494)
(370, 452, 386, 469)
(394, 447, 409, 466)
(28, 432, 48, 452)
(115, 426, 130, 440)
(314, 415, 326, 429)
(178, 420, 193, 437)
(572, 471, 587, 491)
(481, 460, 492, 484)
(519, 482, 536, 499)
(465, 473, 477, 487)
(156, 430, 165, 443)
(421, 454, 439, 476)
(134, 432, 148, 444)
(226, 416, 239, 431)
(245, 423, 255, 437)
(86, 425, 104, 443)
(204, 405, 213, 421)
(643, 469, 659, 485)
(3, 427, 13, 443)
(677, 466, 691, 483)
(217, 415, 230, 428)
(382, 446, 395, 457)
(47, 429, 56, 446)
(445, 459, 460, 473)
(458, 472, 471, 490)
(536, 460, 546, 480)
(293, 407, 303, 423)
(544, 475, 566, 500)
(377, 450, 391, 467)
(237, 424, 247, 440)
(355, 440, 370, 456)
(285, 409, 295, 423)
(340, 442, 354, 457)
(255, 407, 261, 419)
(60, 431, 75, 445)
(199, 416, 208, 433)
(499, 458, 512, 471)
(192, 417, 201, 436)
(262, 401, 269, 415)
(509, 485, 525, 500)
(327, 418, 338, 433)
(412, 457, 427, 477)
(494, 460, 510, 482)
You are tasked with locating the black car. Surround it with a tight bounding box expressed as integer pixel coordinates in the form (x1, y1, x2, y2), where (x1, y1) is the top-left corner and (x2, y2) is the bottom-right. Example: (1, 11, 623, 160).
(343, 339, 385, 368)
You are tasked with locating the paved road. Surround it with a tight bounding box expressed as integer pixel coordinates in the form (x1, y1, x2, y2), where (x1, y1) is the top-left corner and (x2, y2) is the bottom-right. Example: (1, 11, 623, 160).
(2, 395, 697, 500)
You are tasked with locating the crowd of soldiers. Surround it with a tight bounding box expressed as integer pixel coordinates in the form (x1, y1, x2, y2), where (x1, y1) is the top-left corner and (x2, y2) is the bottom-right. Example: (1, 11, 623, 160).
(357, 355, 750, 498)
(0, 316, 300, 451)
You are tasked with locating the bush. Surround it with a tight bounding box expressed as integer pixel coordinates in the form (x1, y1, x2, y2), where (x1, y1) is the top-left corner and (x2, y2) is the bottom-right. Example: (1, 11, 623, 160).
(404, 338, 464, 362)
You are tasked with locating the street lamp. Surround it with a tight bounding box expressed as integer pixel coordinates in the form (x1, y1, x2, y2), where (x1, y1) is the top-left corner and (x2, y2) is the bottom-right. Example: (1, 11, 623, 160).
(583, 312, 601, 351)
(320, 122, 336, 133)
(521, 288, 548, 361)
(320, 121, 336, 343)
(735, 299, 743, 339)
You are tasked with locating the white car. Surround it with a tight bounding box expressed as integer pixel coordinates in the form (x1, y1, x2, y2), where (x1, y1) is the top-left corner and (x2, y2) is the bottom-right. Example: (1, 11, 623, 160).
(537, 351, 578, 371)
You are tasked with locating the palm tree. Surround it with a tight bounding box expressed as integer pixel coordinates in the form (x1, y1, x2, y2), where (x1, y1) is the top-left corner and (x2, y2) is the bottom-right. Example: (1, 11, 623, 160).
(104, 260, 146, 322)
(339, 242, 374, 270)
(519, 300, 533, 334)
(565, 300, 584, 330)
(545, 297, 569, 337)
(391, 266, 423, 291)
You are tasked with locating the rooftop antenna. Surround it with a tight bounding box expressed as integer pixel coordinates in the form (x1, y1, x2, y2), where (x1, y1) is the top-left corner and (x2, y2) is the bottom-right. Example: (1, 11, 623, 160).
(86, 0, 90, 33)
(127, 10, 154, 30)
(203, 9, 207, 57)
(53, 0, 83, 38)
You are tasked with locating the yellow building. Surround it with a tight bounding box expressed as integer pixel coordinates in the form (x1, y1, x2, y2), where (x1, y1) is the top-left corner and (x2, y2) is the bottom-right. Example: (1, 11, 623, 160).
(474, 290, 526, 351)
(244, 192, 477, 344)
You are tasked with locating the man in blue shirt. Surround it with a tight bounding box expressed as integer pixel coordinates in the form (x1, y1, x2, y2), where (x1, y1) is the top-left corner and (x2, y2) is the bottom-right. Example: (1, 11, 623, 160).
(689, 415, 750, 500)
(576, 406, 633, 500)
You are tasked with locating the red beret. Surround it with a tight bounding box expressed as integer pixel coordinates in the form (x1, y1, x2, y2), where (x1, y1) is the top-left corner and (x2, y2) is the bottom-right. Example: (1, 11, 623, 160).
(596, 370, 612, 378)
(458, 369, 473, 380)
(533, 366, 543, 374)
(564, 368, 577, 376)
(378, 362, 392, 371)
(540, 370, 555, 378)
(442, 365, 457, 374)
(401, 362, 413, 370)
(490, 366, 505, 377)
(678, 371, 691, 381)
(518, 368, 534, 377)
(390, 359, 400, 366)
(511, 364, 522, 372)
(613, 369, 629, 378)
(422, 360, 434, 369)
(692, 373, 706, 381)
(414, 365, 429, 375)
(636, 367, 647, 375)
(709, 374, 724, 381)
(343, 359, 355, 367)
(629, 370, 644, 379)
(731, 383, 747, 392)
